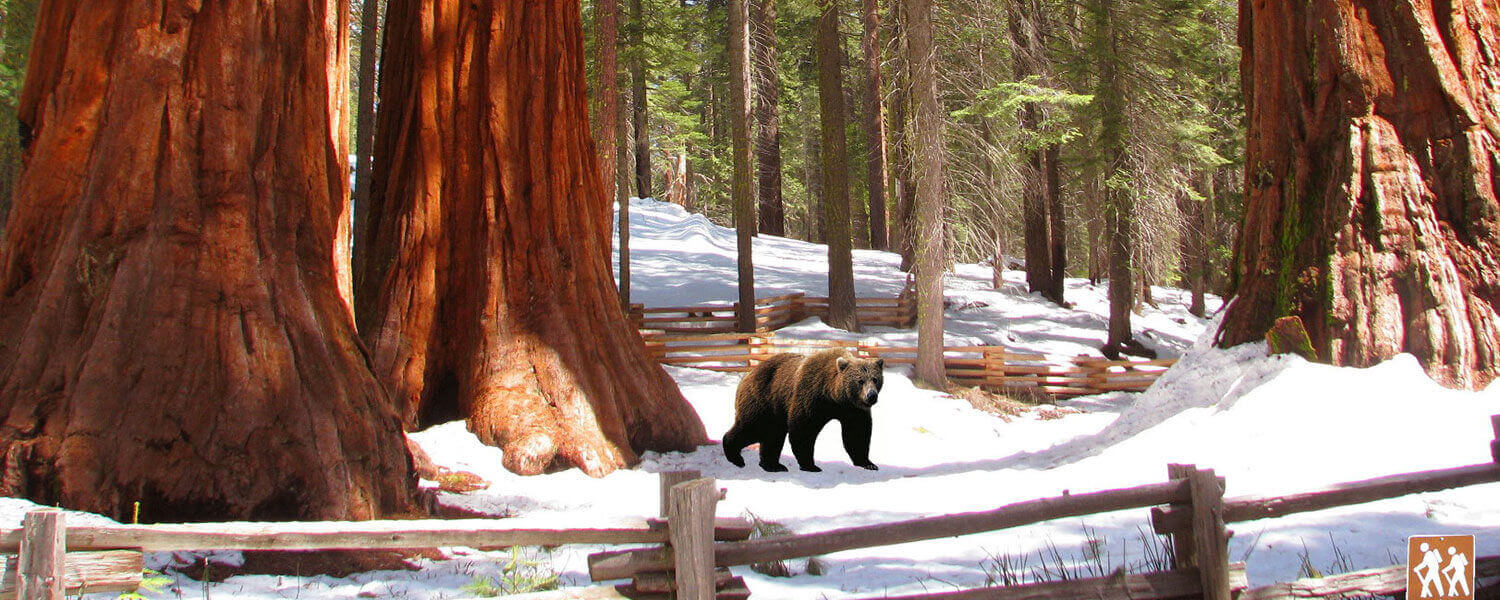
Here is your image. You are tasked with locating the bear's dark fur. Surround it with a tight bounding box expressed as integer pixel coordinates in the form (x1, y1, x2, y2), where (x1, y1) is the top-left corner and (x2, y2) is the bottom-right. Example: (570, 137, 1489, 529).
(722, 349, 884, 472)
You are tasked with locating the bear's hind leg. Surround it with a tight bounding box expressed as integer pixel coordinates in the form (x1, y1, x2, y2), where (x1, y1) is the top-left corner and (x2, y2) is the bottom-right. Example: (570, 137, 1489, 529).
(757, 423, 789, 472)
(790, 418, 828, 472)
(722, 423, 750, 468)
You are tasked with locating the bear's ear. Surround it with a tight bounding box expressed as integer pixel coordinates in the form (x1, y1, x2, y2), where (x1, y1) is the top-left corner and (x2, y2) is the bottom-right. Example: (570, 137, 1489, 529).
(836, 357, 850, 371)
(874, 358, 885, 370)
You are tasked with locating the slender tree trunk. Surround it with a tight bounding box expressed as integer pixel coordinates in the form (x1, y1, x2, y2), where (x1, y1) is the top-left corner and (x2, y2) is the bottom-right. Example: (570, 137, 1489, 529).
(751, 0, 785, 237)
(1044, 144, 1066, 303)
(818, 0, 858, 332)
(360, 0, 708, 476)
(630, 0, 651, 199)
(806, 131, 825, 243)
(617, 81, 633, 309)
(1010, 8, 1053, 299)
(0, 0, 417, 521)
(861, 0, 888, 251)
(1182, 172, 1209, 318)
(907, 0, 945, 384)
(1221, 0, 1500, 389)
(352, 0, 384, 304)
(594, 0, 623, 276)
(1092, 0, 1135, 351)
(888, 0, 916, 271)
(730, 0, 757, 333)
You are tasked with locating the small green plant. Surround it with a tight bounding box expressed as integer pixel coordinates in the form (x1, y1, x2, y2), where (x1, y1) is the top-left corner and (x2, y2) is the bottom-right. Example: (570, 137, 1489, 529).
(461, 547, 558, 597)
(117, 569, 173, 600)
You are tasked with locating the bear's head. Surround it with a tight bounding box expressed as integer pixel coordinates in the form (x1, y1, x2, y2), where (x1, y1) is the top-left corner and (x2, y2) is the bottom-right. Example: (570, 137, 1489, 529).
(835, 355, 885, 409)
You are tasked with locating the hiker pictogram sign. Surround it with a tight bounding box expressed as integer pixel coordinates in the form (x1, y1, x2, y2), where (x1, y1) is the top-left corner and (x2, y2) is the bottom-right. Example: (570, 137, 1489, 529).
(1408, 535, 1475, 600)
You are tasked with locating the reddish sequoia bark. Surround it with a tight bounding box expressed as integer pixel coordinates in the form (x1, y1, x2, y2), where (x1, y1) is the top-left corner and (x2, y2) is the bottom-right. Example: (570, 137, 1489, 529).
(1221, 0, 1500, 389)
(0, 0, 417, 521)
(359, 0, 708, 476)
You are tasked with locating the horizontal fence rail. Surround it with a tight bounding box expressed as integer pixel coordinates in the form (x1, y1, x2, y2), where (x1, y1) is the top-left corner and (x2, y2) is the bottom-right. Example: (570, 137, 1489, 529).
(589, 480, 1192, 580)
(1150, 461, 1500, 534)
(0, 516, 753, 553)
(641, 331, 1175, 397)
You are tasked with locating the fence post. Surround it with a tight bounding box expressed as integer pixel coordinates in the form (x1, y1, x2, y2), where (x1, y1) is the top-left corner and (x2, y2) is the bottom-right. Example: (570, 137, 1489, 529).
(659, 471, 702, 518)
(1491, 414, 1499, 463)
(1184, 466, 1230, 600)
(1165, 464, 1196, 570)
(18, 509, 64, 600)
(667, 478, 719, 600)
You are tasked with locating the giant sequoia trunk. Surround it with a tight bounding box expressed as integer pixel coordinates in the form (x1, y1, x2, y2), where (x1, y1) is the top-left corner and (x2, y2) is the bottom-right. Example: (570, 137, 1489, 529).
(818, 0, 859, 332)
(752, 0, 786, 237)
(0, 0, 417, 521)
(359, 0, 707, 476)
(1221, 1, 1500, 389)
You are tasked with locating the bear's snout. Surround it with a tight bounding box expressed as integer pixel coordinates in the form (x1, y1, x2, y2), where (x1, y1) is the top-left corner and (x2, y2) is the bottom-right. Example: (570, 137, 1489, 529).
(860, 383, 879, 407)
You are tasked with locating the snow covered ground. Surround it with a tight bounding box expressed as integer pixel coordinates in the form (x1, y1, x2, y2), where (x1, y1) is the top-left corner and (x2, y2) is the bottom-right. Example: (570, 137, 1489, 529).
(12, 198, 1498, 600)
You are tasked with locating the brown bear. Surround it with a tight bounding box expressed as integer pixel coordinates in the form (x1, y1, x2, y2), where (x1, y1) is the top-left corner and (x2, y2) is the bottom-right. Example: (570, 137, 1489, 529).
(722, 349, 884, 472)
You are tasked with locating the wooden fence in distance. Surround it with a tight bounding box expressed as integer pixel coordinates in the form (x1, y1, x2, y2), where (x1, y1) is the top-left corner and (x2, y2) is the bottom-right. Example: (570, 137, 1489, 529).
(628, 288, 917, 335)
(642, 331, 1175, 397)
(587, 414, 1500, 600)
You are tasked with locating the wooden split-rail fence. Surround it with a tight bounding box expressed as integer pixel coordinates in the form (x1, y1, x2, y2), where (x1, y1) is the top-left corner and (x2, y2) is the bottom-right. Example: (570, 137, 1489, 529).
(628, 289, 918, 335)
(643, 331, 1175, 397)
(6, 416, 1495, 600)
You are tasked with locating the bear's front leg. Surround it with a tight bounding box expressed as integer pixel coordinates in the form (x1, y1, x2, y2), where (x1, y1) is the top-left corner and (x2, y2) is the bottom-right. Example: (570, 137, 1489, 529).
(789, 417, 828, 472)
(842, 411, 878, 470)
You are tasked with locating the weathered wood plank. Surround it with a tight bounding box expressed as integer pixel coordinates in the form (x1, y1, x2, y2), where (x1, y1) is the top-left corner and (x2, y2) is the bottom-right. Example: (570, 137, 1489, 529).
(1187, 468, 1230, 600)
(668, 478, 718, 600)
(0, 551, 142, 600)
(16, 511, 63, 600)
(590, 480, 1190, 580)
(1240, 555, 1498, 600)
(632, 568, 734, 594)
(0, 517, 698, 552)
(870, 563, 1246, 600)
(1152, 462, 1500, 533)
(658, 471, 702, 518)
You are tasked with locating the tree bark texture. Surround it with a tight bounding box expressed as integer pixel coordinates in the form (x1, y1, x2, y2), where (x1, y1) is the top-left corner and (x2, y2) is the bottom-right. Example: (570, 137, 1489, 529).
(359, 0, 709, 476)
(593, 0, 622, 265)
(907, 0, 946, 385)
(0, 0, 418, 521)
(630, 0, 651, 199)
(730, 0, 757, 333)
(1221, 0, 1500, 389)
(1092, 0, 1136, 349)
(861, 0, 888, 251)
(1010, 7, 1052, 299)
(818, 0, 859, 332)
(888, 0, 916, 272)
(352, 0, 384, 300)
(751, 0, 785, 237)
(1044, 144, 1066, 303)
